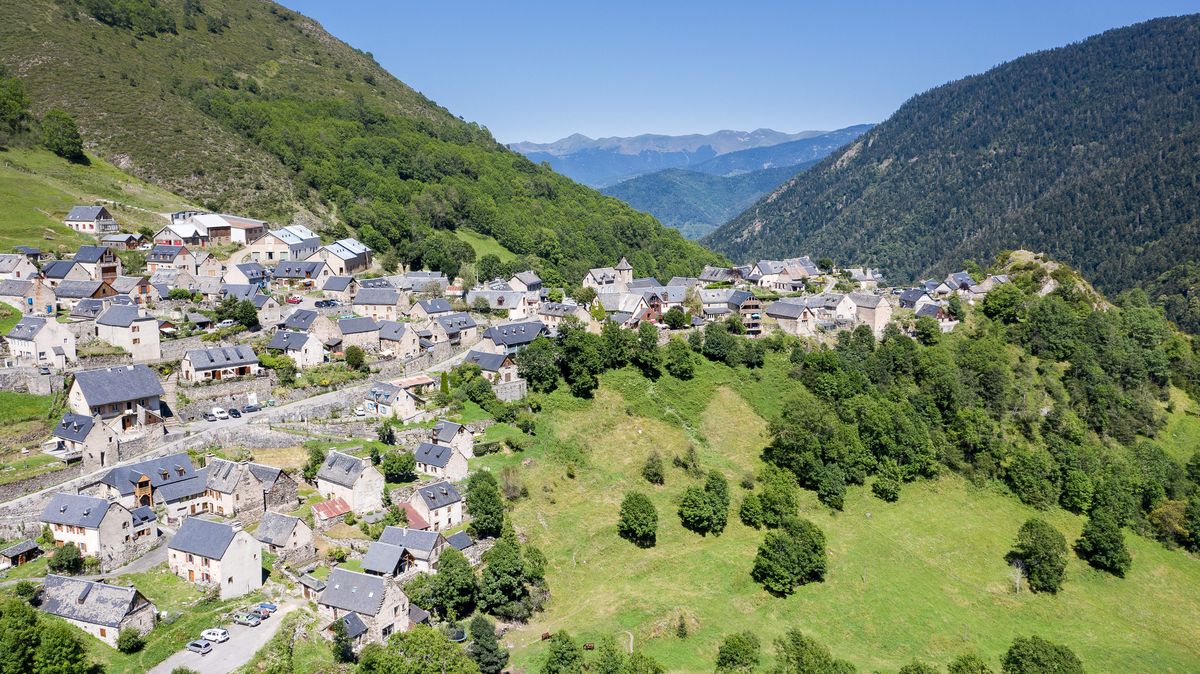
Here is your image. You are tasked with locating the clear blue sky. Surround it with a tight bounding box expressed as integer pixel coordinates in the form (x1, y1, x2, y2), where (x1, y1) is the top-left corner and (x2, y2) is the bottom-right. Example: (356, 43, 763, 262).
(281, 1, 1199, 144)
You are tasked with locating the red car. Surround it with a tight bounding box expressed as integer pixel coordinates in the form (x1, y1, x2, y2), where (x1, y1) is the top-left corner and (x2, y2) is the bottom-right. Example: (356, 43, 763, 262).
(285, 295, 302, 304)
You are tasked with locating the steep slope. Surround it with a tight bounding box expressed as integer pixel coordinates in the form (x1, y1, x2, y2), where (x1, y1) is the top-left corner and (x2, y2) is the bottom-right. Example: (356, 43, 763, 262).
(514, 128, 821, 187)
(601, 163, 809, 239)
(706, 15, 1200, 328)
(0, 0, 721, 282)
(689, 124, 872, 176)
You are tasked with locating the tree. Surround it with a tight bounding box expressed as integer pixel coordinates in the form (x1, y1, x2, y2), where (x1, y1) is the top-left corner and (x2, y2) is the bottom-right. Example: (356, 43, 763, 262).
(632, 322, 661, 375)
(948, 654, 996, 674)
(1074, 510, 1132, 576)
(344, 345, 366, 371)
(0, 598, 40, 673)
(705, 470, 730, 535)
(430, 548, 478, 619)
(47, 542, 82, 574)
(871, 457, 903, 502)
(377, 421, 396, 446)
(574, 286, 597, 307)
(559, 320, 604, 397)
(914, 316, 941, 345)
(302, 445, 326, 481)
(116, 629, 144, 654)
(982, 282, 1025, 323)
(466, 614, 508, 674)
(591, 636, 626, 674)
(1184, 495, 1200, 552)
(0, 74, 31, 138)
(751, 517, 827, 595)
(12, 581, 36, 603)
(542, 631, 584, 674)
(479, 536, 532, 620)
(739, 493, 765, 529)
(624, 652, 666, 674)
(517, 335, 560, 393)
(663, 306, 687, 330)
(358, 625, 478, 674)
(740, 340, 766, 369)
(642, 451, 664, 485)
(617, 492, 657, 548)
(678, 486, 714, 535)
(600, 321, 633, 369)
(40, 109, 84, 162)
(664, 337, 696, 380)
(715, 631, 761, 672)
(234, 300, 259, 330)
(773, 629, 854, 673)
(467, 471, 505, 538)
(330, 615, 354, 663)
(33, 620, 92, 674)
(380, 451, 416, 483)
(1010, 518, 1068, 593)
(478, 254, 503, 282)
(1001, 636, 1083, 674)
(702, 322, 738, 365)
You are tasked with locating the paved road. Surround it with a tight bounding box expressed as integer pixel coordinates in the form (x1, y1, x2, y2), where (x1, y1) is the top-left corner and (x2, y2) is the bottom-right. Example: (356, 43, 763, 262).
(147, 598, 304, 674)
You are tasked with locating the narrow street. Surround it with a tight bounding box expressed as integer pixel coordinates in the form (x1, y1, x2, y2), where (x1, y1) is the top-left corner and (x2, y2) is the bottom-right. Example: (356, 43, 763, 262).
(147, 598, 305, 674)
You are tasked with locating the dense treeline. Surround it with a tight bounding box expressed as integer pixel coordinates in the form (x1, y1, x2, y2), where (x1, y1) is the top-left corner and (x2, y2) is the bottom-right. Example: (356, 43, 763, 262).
(707, 15, 1200, 332)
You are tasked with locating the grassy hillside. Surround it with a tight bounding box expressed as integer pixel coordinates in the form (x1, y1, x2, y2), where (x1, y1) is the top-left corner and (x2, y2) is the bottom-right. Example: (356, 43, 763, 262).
(477, 358, 1200, 672)
(0, 147, 191, 252)
(0, 0, 722, 282)
(706, 15, 1200, 331)
(601, 164, 808, 240)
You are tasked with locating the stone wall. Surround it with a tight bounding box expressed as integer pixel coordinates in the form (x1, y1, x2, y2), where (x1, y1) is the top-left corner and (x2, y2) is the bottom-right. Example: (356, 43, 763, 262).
(176, 375, 275, 420)
(0, 367, 58, 395)
(76, 352, 133, 369)
(493, 379, 527, 402)
(159, 334, 209, 361)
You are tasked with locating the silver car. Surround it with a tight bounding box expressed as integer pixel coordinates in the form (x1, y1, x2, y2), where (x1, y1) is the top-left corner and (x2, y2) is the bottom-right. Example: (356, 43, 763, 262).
(186, 639, 212, 655)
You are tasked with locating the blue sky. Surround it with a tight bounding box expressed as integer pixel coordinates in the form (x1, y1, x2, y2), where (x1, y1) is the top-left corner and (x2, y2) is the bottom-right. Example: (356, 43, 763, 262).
(282, 1, 1200, 143)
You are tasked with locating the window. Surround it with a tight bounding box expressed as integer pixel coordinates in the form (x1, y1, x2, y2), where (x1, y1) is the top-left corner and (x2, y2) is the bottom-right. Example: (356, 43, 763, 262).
(227, 577, 233, 584)
(132, 338, 140, 345)
(186, 554, 193, 563)
(99, 628, 106, 638)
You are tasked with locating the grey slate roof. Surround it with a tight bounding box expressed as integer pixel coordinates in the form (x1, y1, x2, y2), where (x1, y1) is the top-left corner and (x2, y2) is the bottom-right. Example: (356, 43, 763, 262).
(848, 292, 885, 309)
(268, 331, 312, 351)
(432, 420, 463, 444)
(66, 206, 108, 221)
(273, 260, 324, 278)
(52, 413, 96, 443)
(538, 301, 578, 318)
(55, 279, 106, 298)
(323, 276, 354, 292)
(446, 531, 474, 551)
(512, 270, 541, 286)
(434, 312, 476, 335)
(40, 575, 147, 628)
(415, 298, 452, 314)
(100, 452, 197, 496)
(41, 493, 111, 528)
(337, 612, 368, 639)
(378, 527, 442, 559)
(184, 345, 259, 371)
(408, 605, 431, 624)
(41, 260, 78, 279)
(319, 568, 386, 616)
(338, 317, 379, 335)
(0, 540, 38, 559)
(414, 482, 461, 510)
(234, 262, 268, 281)
(915, 303, 948, 319)
(464, 350, 507, 372)
(360, 541, 405, 575)
(899, 288, 930, 306)
(483, 321, 545, 347)
(130, 506, 156, 527)
(358, 278, 395, 290)
(282, 309, 318, 331)
(147, 245, 185, 262)
(365, 382, 405, 406)
(74, 365, 164, 407)
(6, 316, 47, 341)
(168, 517, 237, 559)
(299, 574, 326, 592)
(97, 304, 145, 328)
(204, 458, 245, 493)
(354, 287, 400, 306)
(414, 442, 453, 469)
(247, 463, 284, 489)
(152, 472, 208, 503)
(255, 511, 300, 547)
(73, 245, 108, 264)
(316, 451, 368, 488)
(765, 301, 811, 319)
(378, 320, 410, 343)
(0, 279, 32, 297)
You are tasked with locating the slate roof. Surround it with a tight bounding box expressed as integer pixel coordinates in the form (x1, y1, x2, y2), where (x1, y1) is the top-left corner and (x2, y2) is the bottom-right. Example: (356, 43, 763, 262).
(848, 292, 885, 309)
(6, 316, 47, 340)
(446, 531, 474, 551)
(358, 278, 395, 290)
(97, 304, 146, 328)
(319, 568, 387, 616)
(0, 279, 32, 297)
(74, 365, 164, 407)
(365, 382, 406, 406)
(360, 541, 405, 575)
(66, 206, 108, 221)
(899, 288, 931, 306)
(55, 280, 107, 299)
(52, 413, 95, 443)
(316, 451, 368, 488)
(204, 458, 245, 493)
(413, 481, 461, 510)
(0, 540, 39, 559)
(464, 350, 508, 372)
(338, 317, 379, 335)
(100, 452, 197, 496)
(512, 270, 541, 287)
(378, 321, 411, 343)
(434, 312, 476, 335)
(41, 493, 111, 528)
(234, 262, 268, 281)
(272, 224, 320, 246)
(409, 605, 431, 624)
(915, 303, 948, 319)
(130, 506, 156, 527)
(274, 260, 325, 278)
(483, 321, 545, 347)
(68, 298, 105, 320)
(282, 309, 318, 331)
(432, 420, 463, 444)
(110, 276, 146, 294)
(73, 245, 109, 264)
(414, 442, 454, 469)
(354, 287, 400, 306)
(40, 575, 147, 628)
(42, 260, 78, 279)
(378, 527, 442, 558)
(248, 463, 284, 489)
(337, 612, 368, 639)
(255, 511, 301, 547)
(184, 345, 259, 371)
(415, 298, 452, 315)
(152, 471, 208, 503)
(299, 574, 326, 592)
(765, 301, 811, 319)
(538, 302, 578, 318)
(268, 331, 312, 351)
(168, 517, 237, 559)
(323, 276, 354, 292)
(147, 245, 186, 262)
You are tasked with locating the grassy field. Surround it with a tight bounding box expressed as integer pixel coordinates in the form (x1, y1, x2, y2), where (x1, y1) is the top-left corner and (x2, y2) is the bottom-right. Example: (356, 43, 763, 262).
(0, 147, 191, 252)
(0, 304, 19, 335)
(0, 391, 57, 460)
(472, 358, 1200, 673)
(1160, 387, 1200, 463)
(453, 228, 517, 263)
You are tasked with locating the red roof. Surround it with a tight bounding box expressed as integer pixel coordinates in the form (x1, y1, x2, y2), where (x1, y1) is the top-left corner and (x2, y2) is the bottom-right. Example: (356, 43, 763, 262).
(399, 502, 428, 530)
(312, 497, 351, 521)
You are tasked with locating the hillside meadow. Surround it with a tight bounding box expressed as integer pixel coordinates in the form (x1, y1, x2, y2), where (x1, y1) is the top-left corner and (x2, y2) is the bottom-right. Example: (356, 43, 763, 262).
(474, 355, 1200, 672)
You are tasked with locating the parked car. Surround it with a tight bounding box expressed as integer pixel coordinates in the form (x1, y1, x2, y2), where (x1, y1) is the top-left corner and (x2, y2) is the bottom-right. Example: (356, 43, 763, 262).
(243, 404, 260, 413)
(216, 319, 237, 328)
(211, 407, 229, 420)
(38, 366, 51, 375)
(233, 613, 261, 627)
(257, 602, 278, 613)
(249, 607, 271, 620)
(201, 628, 229, 643)
(228, 408, 241, 419)
(186, 640, 212, 655)
(285, 295, 302, 304)
(202, 412, 217, 422)
(354, 406, 366, 417)
(314, 299, 332, 308)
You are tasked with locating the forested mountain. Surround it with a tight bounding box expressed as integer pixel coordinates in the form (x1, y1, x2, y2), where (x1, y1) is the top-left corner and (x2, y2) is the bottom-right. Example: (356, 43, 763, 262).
(688, 124, 873, 176)
(512, 128, 819, 187)
(0, 0, 722, 283)
(601, 164, 809, 239)
(706, 15, 1200, 331)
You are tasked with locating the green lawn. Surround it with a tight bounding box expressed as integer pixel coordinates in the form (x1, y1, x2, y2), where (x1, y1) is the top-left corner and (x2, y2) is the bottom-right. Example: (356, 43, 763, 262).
(452, 228, 517, 263)
(478, 361, 1200, 673)
(0, 391, 58, 470)
(0, 554, 47, 580)
(1159, 387, 1200, 463)
(0, 304, 19, 335)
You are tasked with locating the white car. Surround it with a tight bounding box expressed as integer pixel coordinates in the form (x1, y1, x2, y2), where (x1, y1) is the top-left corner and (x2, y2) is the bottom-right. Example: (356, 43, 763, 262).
(211, 407, 230, 420)
(354, 406, 366, 417)
(216, 319, 237, 328)
(201, 628, 229, 643)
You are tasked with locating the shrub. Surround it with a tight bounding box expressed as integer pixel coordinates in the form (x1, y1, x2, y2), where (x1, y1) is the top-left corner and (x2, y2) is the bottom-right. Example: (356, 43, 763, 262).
(617, 492, 657, 548)
(715, 631, 760, 672)
(47, 543, 82, 574)
(116, 629, 144, 654)
(641, 451, 664, 485)
(1001, 635, 1083, 674)
(751, 517, 827, 595)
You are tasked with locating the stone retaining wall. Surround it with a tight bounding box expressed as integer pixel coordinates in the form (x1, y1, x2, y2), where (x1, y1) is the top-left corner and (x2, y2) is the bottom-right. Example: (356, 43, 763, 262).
(160, 334, 209, 361)
(177, 375, 276, 420)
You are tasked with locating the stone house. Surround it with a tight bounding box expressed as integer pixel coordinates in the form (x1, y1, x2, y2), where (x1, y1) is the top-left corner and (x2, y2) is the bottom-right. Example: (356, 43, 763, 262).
(378, 321, 421, 360)
(537, 301, 587, 334)
(463, 350, 525, 401)
(915, 303, 959, 333)
(322, 276, 358, 303)
(180, 345, 260, 382)
(64, 206, 119, 235)
(362, 527, 447, 576)
(243, 224, 321, 264)
(413, 442, 468, 482)
(427, 312, 478, 347)
(0, 253, 38, 281)
(0, 277, 56, 316)
(431, 419, 474, 459)
(305, 238, 372, 276)
(337, 317, 381, 352)
(898, 288, 936, 311)
(194, 251, 224, 278)
(42, 260, 90, 289)
(353, 287, 408, 322)
(508, 270, 542, 293)
(95, 452, 207, 522)
(110, 275, 157, 305)
(363, 382, 420, 421)
(69, 365, 165, 432)
(317, 568, 410, 647)
(316, 450, 385, 514)
(54, 279, 117, 312)
(407, 481, 463, 532)
(4, 315, 76, 368)
(225, 262, 270, 288)
(40, 492, 157, 571)
(38, 575, 155, 648)
(582, 257, 633, 293)
(253, 511, 314, 562)
(203, 458, 299, 523)
(272, 260, 332, 289)
(95, 305, 161, 362)
(100, 233, 144, 251)
(73, 245, 123, 283)
(281, 308, 341, 344)
(765, 301, 819, 338)
(146, 245, 195, 274)
(267, 330, 326, 369)
(478, 320, 546, 355)
(45, 413, 113, 465)
(168, 517, 263, 599)
(406, 298, 453, 321)
(848, 293, 893, 338)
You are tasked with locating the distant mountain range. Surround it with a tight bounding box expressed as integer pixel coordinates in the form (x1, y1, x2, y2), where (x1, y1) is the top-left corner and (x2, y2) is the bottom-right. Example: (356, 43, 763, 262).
(706, 15, 1200, 332)
(511, 128, 825, 187)
(598, 125, 871, 239)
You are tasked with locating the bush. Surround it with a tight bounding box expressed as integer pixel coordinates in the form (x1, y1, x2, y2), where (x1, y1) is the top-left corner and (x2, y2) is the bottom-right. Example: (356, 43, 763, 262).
(617, 492, 657, 548)
(116, 629, 144, 654)
(47, 543, 82, 574)
(1074, 510, 1132, 577)
(40, 108, 84, 161)
(739, 493, 765, 529)
(751, 517, 827, 595)
(872, 458, 902, 502)
(1001, 635, 1083, 674)
(715, 631, 760, 672)
(1009, 518, 1068, 593)
(13, 581, 36, 602)
(641, 451, 664, 485)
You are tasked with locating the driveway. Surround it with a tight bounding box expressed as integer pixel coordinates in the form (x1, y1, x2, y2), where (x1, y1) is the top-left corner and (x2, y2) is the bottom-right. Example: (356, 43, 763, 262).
(147, 598, 304, 674)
